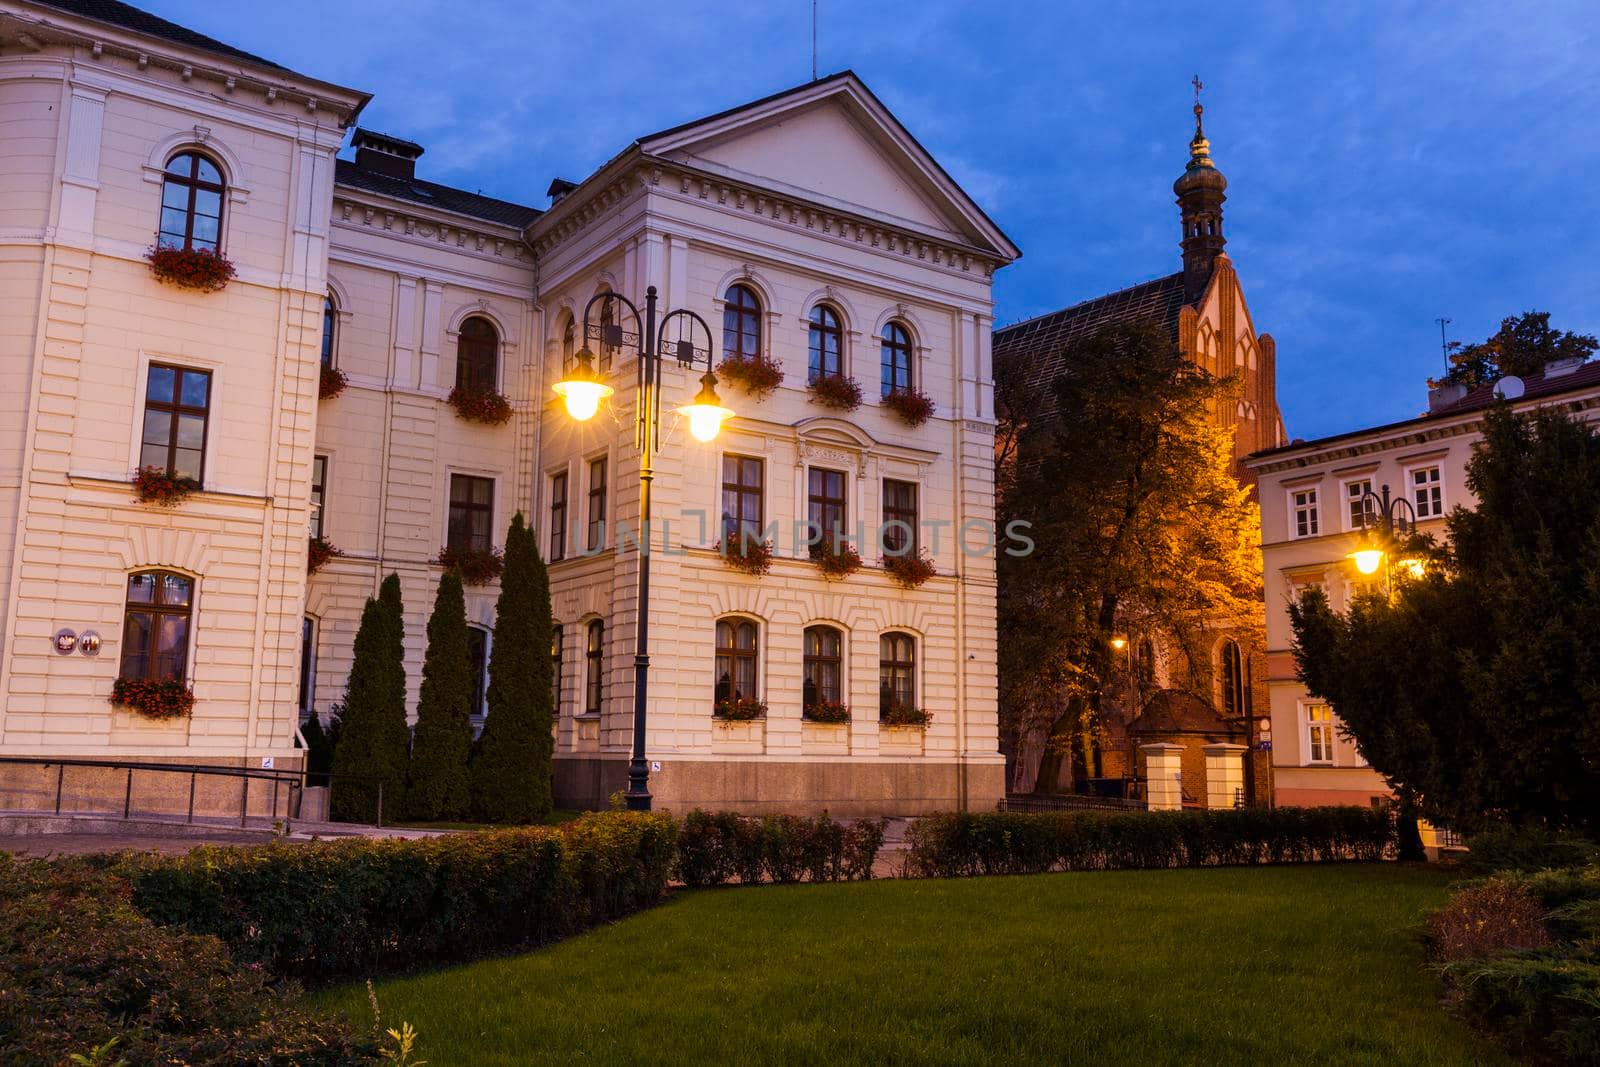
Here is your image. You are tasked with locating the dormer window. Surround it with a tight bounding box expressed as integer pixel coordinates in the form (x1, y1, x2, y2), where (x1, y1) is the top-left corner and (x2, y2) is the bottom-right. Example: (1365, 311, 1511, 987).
(159, 152, 224, 252)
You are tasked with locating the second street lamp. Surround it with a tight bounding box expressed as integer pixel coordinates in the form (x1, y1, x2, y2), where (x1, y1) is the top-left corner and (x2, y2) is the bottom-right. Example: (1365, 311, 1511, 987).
(551, 285, 733, 810)
(1348, 483, 1421, 587)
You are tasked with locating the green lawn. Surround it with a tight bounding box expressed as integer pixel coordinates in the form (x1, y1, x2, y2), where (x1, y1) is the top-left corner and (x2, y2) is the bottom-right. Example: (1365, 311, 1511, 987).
(313, 865, 1501, 1066)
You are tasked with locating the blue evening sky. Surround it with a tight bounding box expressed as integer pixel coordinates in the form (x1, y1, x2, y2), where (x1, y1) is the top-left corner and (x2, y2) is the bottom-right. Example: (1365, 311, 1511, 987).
(145, 1, 1597, 440)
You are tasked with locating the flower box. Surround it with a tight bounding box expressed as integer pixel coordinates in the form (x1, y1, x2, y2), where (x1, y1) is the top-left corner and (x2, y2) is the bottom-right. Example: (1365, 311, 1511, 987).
(882, 550, 937, 589)
(307, 536, 340, 575)
(714, 535, 773, 577)
(716, 354, 785, 401)
(714, 697, 767, 722)
(881, 703, 932, 728)
(806, 374, 863, 412)
(434, 544, 505, 585)
(110, 676, 195, 720)
(803, 700, 851, 724)
(811, 539, 863, 581)
(145, 244, 236, 292)
(319, 365, 348, 400)
(446, 386, 514, 425)
(882, 388, 935, 427)
(132, 466, 198, 507)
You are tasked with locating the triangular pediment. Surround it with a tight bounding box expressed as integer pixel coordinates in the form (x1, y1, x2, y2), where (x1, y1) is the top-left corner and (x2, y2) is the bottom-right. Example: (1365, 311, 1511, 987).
(639, 73, 1017, 260)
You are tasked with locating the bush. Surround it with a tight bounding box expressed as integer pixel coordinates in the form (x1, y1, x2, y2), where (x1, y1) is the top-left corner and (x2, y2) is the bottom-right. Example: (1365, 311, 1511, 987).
(675, 810, 887, 887)
(128, 811, 675, 986)
(1465, 825, 1600, 874)
(0, 854, 367, 1066)
(1426, 878, 1553, 962)
(1441, 952, 1600, 1064)
(903, 808, 1394, 878)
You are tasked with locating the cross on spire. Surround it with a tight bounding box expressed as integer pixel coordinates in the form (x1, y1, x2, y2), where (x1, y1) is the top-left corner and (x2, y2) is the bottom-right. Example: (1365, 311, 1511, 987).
(1191, 74, 1205, 137)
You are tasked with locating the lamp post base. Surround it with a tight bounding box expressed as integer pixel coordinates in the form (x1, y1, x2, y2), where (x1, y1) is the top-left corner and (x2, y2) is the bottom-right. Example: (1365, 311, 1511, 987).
(623, 759, 652, 811)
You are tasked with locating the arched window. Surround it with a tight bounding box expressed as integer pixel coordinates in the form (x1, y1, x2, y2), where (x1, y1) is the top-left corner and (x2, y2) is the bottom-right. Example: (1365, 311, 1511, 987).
(807, 304, 843, 382)
(551, 623, 563, 716)
(722, 284, 762, 361)
(879, 632, 915, 719)
(456, 316, 499, 394)
(159, 151, 225, 252)
(561, 315, 576, 373)
(467, 625, 490, 719)
(1219, 638, 1245, 719)
(880, 322, 913, 397)
(121, 571, 194, 682)
(585, 619, 604, 716)
(803, 625, 843, 708)
(321, 293, 338, 368)
(714, 618, 759, 709)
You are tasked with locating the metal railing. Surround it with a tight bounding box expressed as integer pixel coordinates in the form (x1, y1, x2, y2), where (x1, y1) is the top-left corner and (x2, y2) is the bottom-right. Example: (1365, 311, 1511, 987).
(1002, 790, 1147, 813)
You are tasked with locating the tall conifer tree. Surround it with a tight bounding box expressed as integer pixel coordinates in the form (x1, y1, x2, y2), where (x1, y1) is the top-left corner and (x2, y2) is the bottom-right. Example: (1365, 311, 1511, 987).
(471, 513, 554, 821)
(329, 575, 409, 822)
(405, 569, 473, 819)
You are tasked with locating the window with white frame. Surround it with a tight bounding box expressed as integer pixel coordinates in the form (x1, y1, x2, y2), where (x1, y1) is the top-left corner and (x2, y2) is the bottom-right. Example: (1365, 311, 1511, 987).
(1410, 464, 1444, 519)
(1290, 487, 1320, 538)
(1305, 702, 1335, 764)
(1343, 478, 1373, 530)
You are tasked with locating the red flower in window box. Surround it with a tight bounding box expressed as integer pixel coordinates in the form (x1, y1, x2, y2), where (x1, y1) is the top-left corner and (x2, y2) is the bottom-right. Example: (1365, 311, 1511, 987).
(110, 676, 195, 720)
(881, 549, 937, 589)
(715, 354, 785, 401)
(804, 699, 851, 724)
(881, 388, 935, 428)
(812, 539, 863, 581)
(145, 244, 236, 292)
(319, 365, 348, 400)
(806, 374, 863, 412)
(714, 697, 768, 721)
(714, 535, 774, 577)
(434, 544, 505, 585)
(447, 386, 514, 425)
(132, 466, 198, 506)
(881, 702, 931, 728)
(307, 536, 341, 575)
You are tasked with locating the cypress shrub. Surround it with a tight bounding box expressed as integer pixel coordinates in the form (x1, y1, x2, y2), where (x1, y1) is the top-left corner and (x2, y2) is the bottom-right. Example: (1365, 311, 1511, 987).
(127, 812, 675, 986)
(471, 513, 554, 822)
(328, 579, 409, 822)
(405, 569, 474, 820)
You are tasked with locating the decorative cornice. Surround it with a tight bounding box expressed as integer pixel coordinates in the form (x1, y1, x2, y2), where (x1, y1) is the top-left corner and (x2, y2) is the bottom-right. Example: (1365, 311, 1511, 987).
(331, 192, 530, 264)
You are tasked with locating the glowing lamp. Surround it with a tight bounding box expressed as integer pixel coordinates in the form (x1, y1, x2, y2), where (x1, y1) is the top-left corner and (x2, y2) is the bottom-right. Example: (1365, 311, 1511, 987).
(552, 348, 614, 422)
(1398, 557, 1426, 580)
(677, 372, 734, 442)
(1351, 548, 1384, 575)
(1109, 635, 1128, 651)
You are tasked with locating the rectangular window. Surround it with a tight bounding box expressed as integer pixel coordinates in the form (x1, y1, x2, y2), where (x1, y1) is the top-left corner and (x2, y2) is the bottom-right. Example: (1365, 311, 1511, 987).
(309, 455, 328, 539)
(1411, 465, 1444, 518)
(298, 617, 315, 719)
(549, 472, 567, 562)
(882, 479, 919, 556)
(721, 455, 764, 541)
(1291, 487, 1320, 539)
(1306, 702, 1334, 764)
(448, 474, 494, 554)
(587, 457, 607, 551)
(1344, 478, 1372, 531)
(808, 468, 847, 555)
(140, 364, 211, 485)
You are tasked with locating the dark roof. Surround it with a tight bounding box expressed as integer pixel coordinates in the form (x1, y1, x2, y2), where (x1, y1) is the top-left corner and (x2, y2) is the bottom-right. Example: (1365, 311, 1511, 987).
(29, 0, 289, 71)
(334, 159, 542, 229)
(1128, 690, 1234, 735)
(351, 128, 424, 156)
(1248, 359, 1600, 462)
(992, 272, 1188, 410)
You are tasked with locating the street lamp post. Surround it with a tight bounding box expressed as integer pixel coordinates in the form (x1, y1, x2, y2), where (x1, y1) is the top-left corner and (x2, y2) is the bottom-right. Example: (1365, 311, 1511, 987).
(552, 285, 733, 811)
(1349, 483, 1420, 586)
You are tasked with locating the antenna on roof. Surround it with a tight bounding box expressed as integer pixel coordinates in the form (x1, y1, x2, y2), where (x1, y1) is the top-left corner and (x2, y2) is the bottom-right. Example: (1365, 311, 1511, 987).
(811, 0, 818, 81)
(1435, 316, 1453, 373)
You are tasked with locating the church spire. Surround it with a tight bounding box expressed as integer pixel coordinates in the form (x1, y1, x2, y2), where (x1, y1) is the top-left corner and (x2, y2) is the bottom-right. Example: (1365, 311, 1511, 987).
(1174, 75, 1227, 303)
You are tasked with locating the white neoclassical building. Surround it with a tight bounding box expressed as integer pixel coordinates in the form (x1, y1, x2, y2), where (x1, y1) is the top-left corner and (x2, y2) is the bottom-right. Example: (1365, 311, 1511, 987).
(0, 0, 1018, 814)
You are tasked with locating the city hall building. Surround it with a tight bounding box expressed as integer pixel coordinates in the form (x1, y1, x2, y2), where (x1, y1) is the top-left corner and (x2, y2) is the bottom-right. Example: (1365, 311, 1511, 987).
(0, 0, 1017, 814)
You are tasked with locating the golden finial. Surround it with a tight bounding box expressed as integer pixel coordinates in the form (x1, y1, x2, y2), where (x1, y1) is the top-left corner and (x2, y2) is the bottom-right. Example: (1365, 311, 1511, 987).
(1188, 74, 1212, 166)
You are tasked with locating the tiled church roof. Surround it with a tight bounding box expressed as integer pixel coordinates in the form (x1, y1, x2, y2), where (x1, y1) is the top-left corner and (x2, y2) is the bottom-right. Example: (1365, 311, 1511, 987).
(30, 0, 290, 71)
(334, 159, 543, 229)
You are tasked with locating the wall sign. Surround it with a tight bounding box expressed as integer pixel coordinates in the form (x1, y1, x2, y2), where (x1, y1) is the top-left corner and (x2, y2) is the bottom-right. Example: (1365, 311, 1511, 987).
(52, 628, 78, 655)
(79, 631, 102, 656)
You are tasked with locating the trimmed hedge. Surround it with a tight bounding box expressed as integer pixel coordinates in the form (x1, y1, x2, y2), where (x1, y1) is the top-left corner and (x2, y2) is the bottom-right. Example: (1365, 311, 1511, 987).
(1464, 825, 1600, 874)
(676, 810, 886, 887)
(903, 807, 1394, 878)
(0, 854, 368, 1066)
(128, 811, 675, 985)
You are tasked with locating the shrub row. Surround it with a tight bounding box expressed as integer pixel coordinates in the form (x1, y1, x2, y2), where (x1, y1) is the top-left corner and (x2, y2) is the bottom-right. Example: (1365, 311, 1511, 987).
(676, 810, 886, 887)
(0, 854, 367, 1066)
(1431, 864, 1600, 1064)
(903, 807, 1393, 878)
(128, 811, 675, 985)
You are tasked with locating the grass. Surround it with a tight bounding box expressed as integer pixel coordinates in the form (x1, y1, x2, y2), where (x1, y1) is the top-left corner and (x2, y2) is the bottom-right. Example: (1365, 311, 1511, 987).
(313, 864, 1501, 1066)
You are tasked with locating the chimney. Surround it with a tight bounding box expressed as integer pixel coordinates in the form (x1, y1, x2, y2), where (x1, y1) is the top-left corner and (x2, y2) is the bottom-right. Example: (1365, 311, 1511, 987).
(1428, 382, 1468, 412)
(351, 129, 424, 181)
(547, 178, 578, 205)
